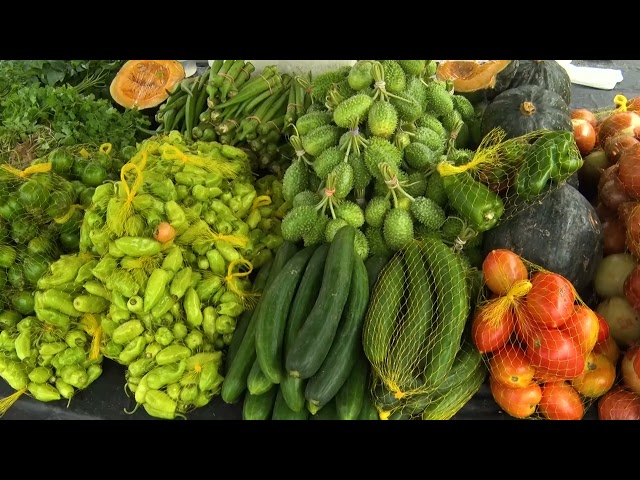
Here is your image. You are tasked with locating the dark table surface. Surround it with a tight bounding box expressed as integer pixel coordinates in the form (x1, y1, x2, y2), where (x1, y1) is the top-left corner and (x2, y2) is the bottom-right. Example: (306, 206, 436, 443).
(3, 60, 640, 420)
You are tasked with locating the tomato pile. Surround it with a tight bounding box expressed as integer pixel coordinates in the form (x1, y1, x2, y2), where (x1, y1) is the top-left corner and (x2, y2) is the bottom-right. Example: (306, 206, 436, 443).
(472, 249, 616, 420)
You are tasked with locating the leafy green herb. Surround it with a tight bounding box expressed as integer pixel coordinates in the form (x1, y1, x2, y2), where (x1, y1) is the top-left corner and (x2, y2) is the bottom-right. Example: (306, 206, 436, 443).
(0, 83, 150, 161)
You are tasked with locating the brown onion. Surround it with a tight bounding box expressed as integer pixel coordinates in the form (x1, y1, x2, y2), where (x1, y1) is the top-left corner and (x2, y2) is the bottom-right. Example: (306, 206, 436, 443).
(604, 134, 640, 164)
(595, 202, 618, 223)
(618, 142, 640, 199)
(597, 111, 640, 147)
(571, 108, 598, 128)
(572, 119, 597, 156)
(598, 386, 640, 420)
(603, 219, 628, 256)
(598, 163, 633, 211)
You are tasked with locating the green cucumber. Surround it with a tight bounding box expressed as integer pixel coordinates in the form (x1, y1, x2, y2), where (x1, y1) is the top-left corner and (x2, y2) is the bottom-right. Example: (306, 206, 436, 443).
(286, 225, 356, 380)
(255, 245, 318, 384)
(305, 255, 369, 408)
(335, 352, 369, 420)
(419, 237, 470, 391)
(387, 242, 434, 393)
(364, 253, 392, 296)
(247, 358, 274, 396)
(225, 260, 272, 371)
(420, 360, 486, 420)
(242, 387, 278, 420)
(221, 241, 299, 404)
(358, 398, 380, 420)
(363, 253, 405, 366)
(272, 386, 309, 420)
(309, 399, 338, 420)
(402, 340, 485, 416)
(280, 376, 306, 413)
(284, 243, 330, 353)
(279, 243, 330, 412)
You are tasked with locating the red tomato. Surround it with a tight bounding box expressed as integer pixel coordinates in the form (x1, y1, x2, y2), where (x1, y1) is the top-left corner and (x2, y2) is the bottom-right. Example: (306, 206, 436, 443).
(571, 352, 616, 398)
(154, 222, 177, 243)
(471, 301, 515, 354)
(559, 305, 600, 355)
(490, 376, 542, 419)
(598, 386, 640, 420)
(489, 344, 536, 389)
(524, 272, 576, 328)
(593, 335, 621, 367)
(525, 327, 586, 379)
(538, 381, 585, 420)
(482, 249, 529, 296)
(512, 306, 536, 345)
(621, 346, 640, 395)
(595, 312, 610, 344)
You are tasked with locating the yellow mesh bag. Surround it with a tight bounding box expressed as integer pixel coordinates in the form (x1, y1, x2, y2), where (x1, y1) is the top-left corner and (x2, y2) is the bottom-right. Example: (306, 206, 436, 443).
(363, 234, 487, 420)
(472, 248, 612, 420)
(71, 132, 286, 419)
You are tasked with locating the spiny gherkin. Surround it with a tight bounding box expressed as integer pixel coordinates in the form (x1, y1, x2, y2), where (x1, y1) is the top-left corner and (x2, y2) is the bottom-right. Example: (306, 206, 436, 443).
(282, 158, 309, 202)
(414, 126, 446, 153)
(405, 75, 428, 110)
(325, 218, 349, 242)
(364, 136, 403, 181)
(425, 172, 449, 208)
(383, 208, 414, 251)
(380, 60, 406, 94)
(398, 60, 427, 77)
(313, 146, 344, 179)
(281, 205, 318, 242)
(336, 200, 365, 228)
(302, 214, 330, 247)
(310, 66, 351, 103)
(301, 125, 342, 157)
(368, 101, 399, 139)
(410, 196, 446, 230)
(353, 229, 369, 260)
(390, 91, 422, 123)
(348, 153, 372, 193)
(404, 142, 438, 171)
(439, 216, 465, 242)
(365, 224, 392, 257)
(296, 111, 333, 136)
(365, 196, 391, 228)
(452, 94, 476, 123)
(331, 162, 354, 199)
(333, 93, 374, 128)
(348, 60, 375, 91)
(416, 113, 448, 140)
(404, 171, 427, 198)
(425, 82, 454, 117)
(293, 190, 321, 208)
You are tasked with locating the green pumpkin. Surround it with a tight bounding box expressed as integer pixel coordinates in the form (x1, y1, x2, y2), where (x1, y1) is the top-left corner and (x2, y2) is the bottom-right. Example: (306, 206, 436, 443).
(480, 85, 572, 140)
(508, 60, 572, 107)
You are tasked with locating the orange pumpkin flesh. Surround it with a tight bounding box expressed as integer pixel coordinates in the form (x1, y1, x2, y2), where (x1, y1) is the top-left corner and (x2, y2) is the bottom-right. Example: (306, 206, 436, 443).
(110, 60, 185, 110)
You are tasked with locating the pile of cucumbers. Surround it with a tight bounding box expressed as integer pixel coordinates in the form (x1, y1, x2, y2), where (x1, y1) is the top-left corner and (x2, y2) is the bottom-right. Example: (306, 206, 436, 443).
(363, 236, 487, 420)
(223, 225, 379, 420)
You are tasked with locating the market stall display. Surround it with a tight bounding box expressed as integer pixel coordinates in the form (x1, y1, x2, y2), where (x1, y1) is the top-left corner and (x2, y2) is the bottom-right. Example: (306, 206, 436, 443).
(1, 59, 640, 420)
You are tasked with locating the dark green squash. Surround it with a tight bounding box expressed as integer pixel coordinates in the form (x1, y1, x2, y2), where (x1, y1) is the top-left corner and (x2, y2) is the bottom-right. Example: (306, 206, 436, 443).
(480, 85, 572, 140)
(509, 60, 572, 106)
(435, 60, 519, 105)
(482, 183, 603, 298)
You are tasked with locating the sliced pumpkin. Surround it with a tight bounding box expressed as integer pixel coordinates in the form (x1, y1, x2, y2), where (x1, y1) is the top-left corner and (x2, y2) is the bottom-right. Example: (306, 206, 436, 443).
(110, 60, 185, 110)
(436, 60, 518, 105)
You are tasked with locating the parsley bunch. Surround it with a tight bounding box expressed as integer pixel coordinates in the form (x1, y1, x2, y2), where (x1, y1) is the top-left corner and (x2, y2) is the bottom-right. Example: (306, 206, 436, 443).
(0, 83, 151, 159)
